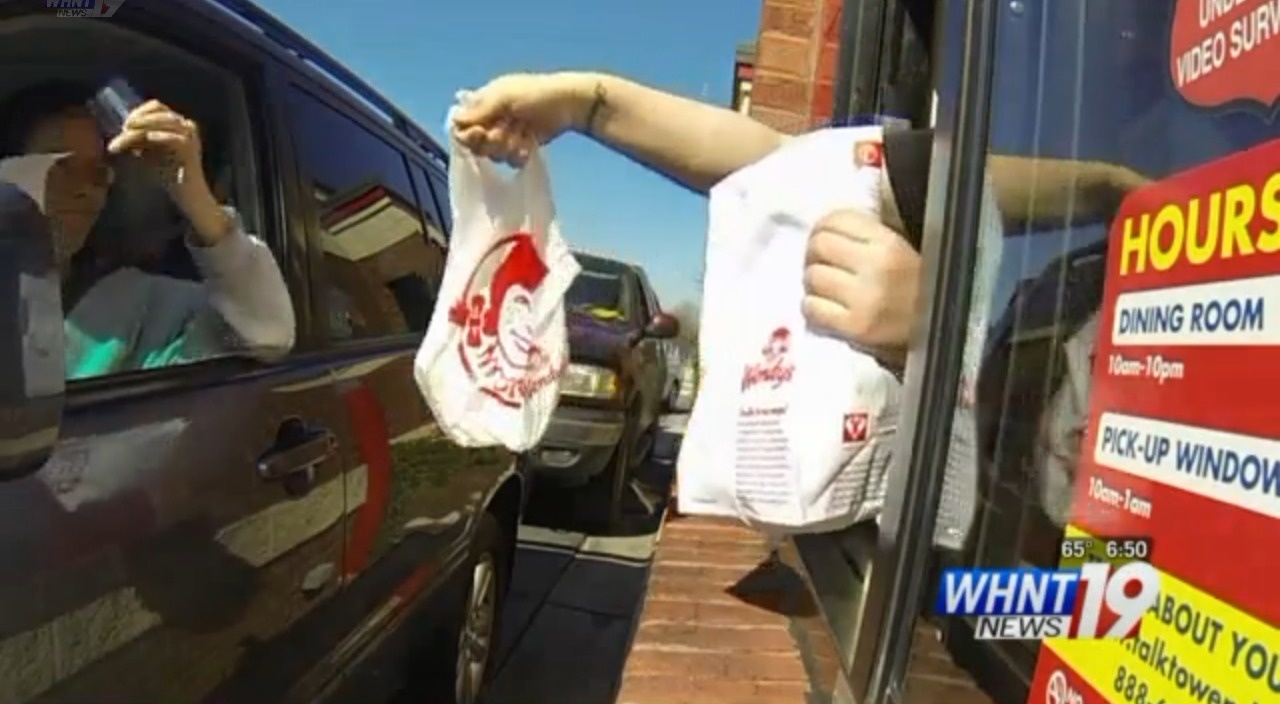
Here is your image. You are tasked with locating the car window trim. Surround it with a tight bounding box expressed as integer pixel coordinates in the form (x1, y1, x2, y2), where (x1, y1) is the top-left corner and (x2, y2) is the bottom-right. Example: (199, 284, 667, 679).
(423, 163, 452, 234)
(61, 327, 424, 411)
(64, 354, 282, 410)
(633, 273, 652, 321)
(408, 161, 450, 244)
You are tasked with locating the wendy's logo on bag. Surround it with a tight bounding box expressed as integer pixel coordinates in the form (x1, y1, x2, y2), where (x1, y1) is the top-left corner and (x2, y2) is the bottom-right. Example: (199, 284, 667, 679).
(741, 326, 795, 391)
(853, 140, 883, 168)
(842, 413, 869, 443)
(448, 232, 564, 407)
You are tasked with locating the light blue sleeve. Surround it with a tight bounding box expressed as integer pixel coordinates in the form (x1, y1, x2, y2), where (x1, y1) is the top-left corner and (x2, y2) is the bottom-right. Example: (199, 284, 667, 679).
(182, 209, 296, 362)
(64, 210, 297, 378)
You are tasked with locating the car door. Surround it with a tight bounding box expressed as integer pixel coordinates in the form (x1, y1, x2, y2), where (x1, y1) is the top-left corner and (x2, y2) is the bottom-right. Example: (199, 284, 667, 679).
(276, 79, 518, 702)
(0, 5, 350, 703)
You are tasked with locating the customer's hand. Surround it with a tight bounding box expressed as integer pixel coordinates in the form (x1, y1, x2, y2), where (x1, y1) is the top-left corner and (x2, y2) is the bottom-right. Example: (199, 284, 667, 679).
(108, 101, 229, 246)
(107, 100, 204, 178)
(803, 209, 922, 366)
(451, 72, 592, 166)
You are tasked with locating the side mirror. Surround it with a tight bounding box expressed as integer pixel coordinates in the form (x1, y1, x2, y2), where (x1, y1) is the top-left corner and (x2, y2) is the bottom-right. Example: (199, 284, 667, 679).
(0, 181, 64, 479)
(644, 312, 679, 340)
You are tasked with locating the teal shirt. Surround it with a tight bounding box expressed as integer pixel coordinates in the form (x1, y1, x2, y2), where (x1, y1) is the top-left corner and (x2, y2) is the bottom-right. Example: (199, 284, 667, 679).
(64, 268, 223, 378)
(63, 226, 296, 379)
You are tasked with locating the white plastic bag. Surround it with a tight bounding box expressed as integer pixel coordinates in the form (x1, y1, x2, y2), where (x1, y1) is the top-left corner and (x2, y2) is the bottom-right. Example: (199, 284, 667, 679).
(414, 101, 580, 451)
(677, 127, 1001, 545)
(677, 127, 901, 534)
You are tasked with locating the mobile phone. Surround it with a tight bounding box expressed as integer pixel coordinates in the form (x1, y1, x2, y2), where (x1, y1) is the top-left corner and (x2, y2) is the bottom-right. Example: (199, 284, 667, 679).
(88, 77, 143, 138)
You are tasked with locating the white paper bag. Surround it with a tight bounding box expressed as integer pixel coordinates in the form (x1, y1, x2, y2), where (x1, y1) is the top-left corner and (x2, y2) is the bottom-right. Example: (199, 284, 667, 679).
(414, 103, 580, 451)
(677, 127, 901, 534)
(677, 127, 1001, 545)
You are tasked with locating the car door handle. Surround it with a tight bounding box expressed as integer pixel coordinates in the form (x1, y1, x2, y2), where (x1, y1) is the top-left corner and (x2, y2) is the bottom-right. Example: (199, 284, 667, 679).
(258, 418, 337, 482)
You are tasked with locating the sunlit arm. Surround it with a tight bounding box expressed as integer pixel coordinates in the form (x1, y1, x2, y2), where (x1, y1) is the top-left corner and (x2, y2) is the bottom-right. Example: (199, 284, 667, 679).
(563, 71, 788, 194)
(187, 209, 297, 361)
(989, 154, 1148, 230)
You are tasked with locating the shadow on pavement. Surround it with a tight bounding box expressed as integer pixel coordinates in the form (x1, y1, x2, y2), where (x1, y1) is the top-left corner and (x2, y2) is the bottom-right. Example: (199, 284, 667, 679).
(482, 530, 663, 704)
(725, 560, 819, 619)
(479, 420, 683, 704)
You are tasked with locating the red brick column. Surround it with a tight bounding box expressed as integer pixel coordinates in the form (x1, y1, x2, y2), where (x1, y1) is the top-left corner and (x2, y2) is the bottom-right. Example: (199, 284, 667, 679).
(812, 0, 843, 121)
(748, 0, 843, 134)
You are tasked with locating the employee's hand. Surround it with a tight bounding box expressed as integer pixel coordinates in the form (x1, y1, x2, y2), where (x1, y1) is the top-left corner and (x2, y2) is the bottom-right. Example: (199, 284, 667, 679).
(451, 72, 593, 166)
(803, 209, 922, 366)
(1101, 164, 1151, 217)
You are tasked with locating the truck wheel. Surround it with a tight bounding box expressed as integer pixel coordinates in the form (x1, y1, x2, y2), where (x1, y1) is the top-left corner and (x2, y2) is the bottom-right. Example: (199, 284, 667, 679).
(451, 512, 507, 704)
(592, 409, 637, 533)
(408, 512, 508, 704)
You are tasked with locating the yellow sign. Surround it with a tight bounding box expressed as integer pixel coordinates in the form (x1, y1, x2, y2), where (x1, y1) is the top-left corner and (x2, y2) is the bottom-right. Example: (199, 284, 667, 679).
(1044, 526, 1279, 704)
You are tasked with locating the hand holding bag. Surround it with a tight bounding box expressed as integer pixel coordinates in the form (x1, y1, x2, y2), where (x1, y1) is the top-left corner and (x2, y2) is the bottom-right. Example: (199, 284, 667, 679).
(676, 126, 1002, 548)
(414, 98, 581, 451)
(677, 127, 901, 534)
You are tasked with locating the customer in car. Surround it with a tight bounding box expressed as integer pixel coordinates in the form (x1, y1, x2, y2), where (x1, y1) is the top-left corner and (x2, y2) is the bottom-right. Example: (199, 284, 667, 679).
(0, 81, 295, 379)
(451, 71, 1146, 361)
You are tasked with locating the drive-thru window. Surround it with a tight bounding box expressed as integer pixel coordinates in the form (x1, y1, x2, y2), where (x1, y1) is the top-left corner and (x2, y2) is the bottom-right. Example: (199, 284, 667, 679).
(793, 0, 1280, 702)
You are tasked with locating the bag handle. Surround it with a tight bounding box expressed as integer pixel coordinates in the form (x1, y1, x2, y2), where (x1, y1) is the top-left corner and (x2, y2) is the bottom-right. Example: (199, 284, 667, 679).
(447, 139, 556, 248)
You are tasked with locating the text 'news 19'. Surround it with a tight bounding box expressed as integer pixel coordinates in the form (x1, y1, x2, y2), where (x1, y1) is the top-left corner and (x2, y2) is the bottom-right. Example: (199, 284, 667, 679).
(934, 563, 1161, 641)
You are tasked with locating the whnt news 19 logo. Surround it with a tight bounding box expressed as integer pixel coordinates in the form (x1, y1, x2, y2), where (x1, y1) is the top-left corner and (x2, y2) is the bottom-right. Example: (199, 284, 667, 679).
(934, 560, 1161, 641)
(45, 0, 126, 19)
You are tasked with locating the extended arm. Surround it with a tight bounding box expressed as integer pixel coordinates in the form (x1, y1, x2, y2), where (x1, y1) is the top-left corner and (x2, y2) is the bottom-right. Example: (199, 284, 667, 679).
(989, 154, 1146, 229)
(566, 72, 789, 193)
(185, 211, 296, 361)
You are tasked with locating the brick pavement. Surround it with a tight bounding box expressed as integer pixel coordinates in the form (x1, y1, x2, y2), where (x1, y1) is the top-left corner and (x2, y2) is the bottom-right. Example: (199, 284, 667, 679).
(616, 515, 810, 704)
(616, 510, 998, 704)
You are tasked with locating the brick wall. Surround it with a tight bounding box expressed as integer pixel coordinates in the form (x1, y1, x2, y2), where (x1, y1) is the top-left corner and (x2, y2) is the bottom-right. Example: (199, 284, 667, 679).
(745, 0, 844, 134)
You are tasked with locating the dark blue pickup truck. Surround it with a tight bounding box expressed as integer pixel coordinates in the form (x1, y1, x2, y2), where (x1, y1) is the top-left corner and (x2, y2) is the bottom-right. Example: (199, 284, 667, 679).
(522, 252, 678, 531)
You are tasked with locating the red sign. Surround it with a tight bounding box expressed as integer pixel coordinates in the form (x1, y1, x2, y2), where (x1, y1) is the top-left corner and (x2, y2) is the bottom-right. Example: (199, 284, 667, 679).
(1169, 0, 1280, 108)
(1026, 138, 1280, 703)
(1028, 649, 1107, 704)
(842, 412, 869, 443)
(853, 141, 883, 168)
(1068, 137, 1280, 623)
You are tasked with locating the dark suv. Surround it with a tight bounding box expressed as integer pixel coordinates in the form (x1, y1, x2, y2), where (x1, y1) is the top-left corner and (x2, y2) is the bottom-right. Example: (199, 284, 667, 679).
(524, 252, 678, 529)
(0, 1, 522, 703)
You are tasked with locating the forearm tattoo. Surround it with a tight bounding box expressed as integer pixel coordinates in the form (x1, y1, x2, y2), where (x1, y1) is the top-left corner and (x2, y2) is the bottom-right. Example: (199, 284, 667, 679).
(584, 81, 608, 136)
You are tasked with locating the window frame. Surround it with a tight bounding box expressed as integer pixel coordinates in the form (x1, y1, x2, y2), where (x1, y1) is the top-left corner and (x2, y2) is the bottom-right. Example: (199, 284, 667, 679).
(424, 163, 452, 234)
(4, 1, 305, 408)
(853, 0, 1005, 701)
(631, 272, 653, 324)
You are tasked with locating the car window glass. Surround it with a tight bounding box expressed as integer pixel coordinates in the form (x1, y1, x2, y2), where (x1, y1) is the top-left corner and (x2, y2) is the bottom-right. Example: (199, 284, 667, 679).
(2, 22, 292, 382)
(286, 86, 445, 341)
(919, 0, 1280, 694)
(566, 270, 632, 321)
